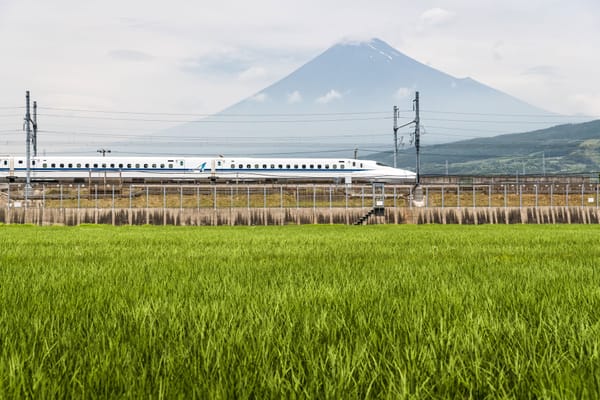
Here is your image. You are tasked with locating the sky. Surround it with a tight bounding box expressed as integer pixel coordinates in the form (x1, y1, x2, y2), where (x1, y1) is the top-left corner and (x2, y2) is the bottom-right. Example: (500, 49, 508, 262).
(1, 0, 599, 152)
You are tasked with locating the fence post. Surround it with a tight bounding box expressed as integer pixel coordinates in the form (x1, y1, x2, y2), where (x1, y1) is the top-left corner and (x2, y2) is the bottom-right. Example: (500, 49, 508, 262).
(504, 185, 507, 208)
(78, 185, 81, 209)
(197, 186, 200, 210)
(313, 185, 316, 210)
(247, 186, 250, 210)
(296, 185, 299, 209)
(581, 184, 585, 208)
(441, 185, 445, 208)
(95, 184, 98, 209)
(129, 185, 132, 209)
(280, 186, 283, 209)
(146, 186, 149, 209)
(112, 184, 115, 210)
(60, 184, 63, 209)
(457, 186, 461, 208)
(264, 186, 267, 209)
(566, 184, 569, 207)
(550, 185, 553, 208)
(535, 184, 538, 208)
(329, 185, 332, 209)
(213, 186, 217, 210)
(472, 185, 475, 209)
(163, 186, 166, 210)
(488, 185, 492, 208)
(180, 186, 183, 211)
(425, 186, 429, 207)
(519, 185, 522, 208)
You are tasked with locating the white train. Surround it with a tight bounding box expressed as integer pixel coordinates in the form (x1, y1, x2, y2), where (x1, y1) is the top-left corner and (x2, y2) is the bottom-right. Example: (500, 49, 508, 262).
(0, 155, 416, 183)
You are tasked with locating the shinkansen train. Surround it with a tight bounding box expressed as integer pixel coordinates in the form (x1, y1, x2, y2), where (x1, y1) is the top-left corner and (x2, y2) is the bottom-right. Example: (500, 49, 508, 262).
(0, 155, 416, 183)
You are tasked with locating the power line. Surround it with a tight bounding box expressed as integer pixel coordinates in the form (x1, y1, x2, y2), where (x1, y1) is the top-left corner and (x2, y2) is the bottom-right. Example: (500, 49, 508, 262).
(37, 113, 393, 123)
(40, 106, 390, 117)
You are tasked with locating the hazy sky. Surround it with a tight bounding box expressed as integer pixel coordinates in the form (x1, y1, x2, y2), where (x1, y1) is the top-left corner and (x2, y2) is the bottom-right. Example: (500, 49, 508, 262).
(1, 0, 599, 147)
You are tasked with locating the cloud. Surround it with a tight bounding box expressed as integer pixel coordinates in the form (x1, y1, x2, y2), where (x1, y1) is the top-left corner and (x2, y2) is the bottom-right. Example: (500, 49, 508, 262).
(316, 89, 342, 104)
(287, 90, 302, 104)
(250, 92, 268, 102)
(522, 65, 560, 78)
(394, 87, 412, 99)
(418, 8, 455, 29)
(238, 66, 268, 81)
(108, 49, 154, 62)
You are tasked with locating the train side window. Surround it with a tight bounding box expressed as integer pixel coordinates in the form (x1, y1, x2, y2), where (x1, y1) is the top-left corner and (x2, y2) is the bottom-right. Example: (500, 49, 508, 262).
(118, 163, 123, 168)
(32, 161, 36, 166)
(43, 163, 47, 168)
(152, 163, 157, 168)
(279, 164, 283, 169)
(160, 164, 165, 168)
(262, 164, 267, 169)
(68, 163, 73, 168)
(360, 163, 363, 168)
(352, 162, 356, 167)
(127, 164, 132, 168)
(135, 164, 140, 168)
(286, 164, 291, 169)
(101, 163, 106, 168)
(310, 164, 314, 169)
(294, 164, 298, 169)
(217, 161, 222, 167)
(18, 160, 23, 164)
(110, 163, 115, 168)
(270, 164, 275, 169)
(169, 164, 173, 168)
(85, 163, 89, 168)
(325, 164, 329, 169)
(317, 164, 322, 169)
(51, 163, 56, 168)
(93, 163, 98, 168)
(302, 164, 306, 169)
(239, 164, 243, 168)
(333, 165, 337, 169)
(341, 165, 345, 169)
(60, 163, 65, 168)
(247, 164, 251, 169)
(2, 160, 6, 165)
(143, 163, 148, 168)
(180, 161, 184, 166)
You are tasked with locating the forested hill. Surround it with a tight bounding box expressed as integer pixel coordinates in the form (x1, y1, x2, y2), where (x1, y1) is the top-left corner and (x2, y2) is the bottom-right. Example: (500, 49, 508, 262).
(381, 120, 600, 175)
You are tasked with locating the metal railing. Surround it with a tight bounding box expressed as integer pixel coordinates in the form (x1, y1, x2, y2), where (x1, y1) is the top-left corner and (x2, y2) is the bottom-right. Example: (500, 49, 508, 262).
(1, 183, 600, 210)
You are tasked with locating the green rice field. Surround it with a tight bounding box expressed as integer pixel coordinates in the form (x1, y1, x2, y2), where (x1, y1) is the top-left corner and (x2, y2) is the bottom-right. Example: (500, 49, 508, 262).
(1, 225, 599, 398)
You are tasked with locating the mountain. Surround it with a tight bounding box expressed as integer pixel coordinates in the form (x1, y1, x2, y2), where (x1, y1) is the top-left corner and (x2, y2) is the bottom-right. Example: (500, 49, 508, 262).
(131, 38, 576, 159)
(378, 119, 600, 175)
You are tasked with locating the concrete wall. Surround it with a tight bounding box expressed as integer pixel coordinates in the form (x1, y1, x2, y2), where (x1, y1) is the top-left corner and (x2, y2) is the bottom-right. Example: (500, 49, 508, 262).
(1, 206, 599, 226)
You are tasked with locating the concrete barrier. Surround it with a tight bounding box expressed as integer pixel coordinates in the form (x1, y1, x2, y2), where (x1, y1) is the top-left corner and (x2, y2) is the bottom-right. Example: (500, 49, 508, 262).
(1, 206, 599, 226)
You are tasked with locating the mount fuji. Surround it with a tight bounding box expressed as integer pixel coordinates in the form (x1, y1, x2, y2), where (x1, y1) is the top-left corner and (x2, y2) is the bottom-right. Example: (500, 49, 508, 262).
(142, 38, 558, 161)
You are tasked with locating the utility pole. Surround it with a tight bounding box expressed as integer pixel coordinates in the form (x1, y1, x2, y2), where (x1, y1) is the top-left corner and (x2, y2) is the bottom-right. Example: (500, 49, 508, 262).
(393, 106, 399, 168)
(24, 91, 32, 198)
(32, 101, 38, 157)
(354, 147, 358, 160)
(412, 91, 421, 185)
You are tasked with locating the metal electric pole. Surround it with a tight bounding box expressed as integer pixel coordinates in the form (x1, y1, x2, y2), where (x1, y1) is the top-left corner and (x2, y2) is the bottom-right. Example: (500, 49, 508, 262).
(24, 91, 32, 198)
(413, 91, 421, 185)
(393, 106, 399, 168)
(32, 101, 38, 157)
